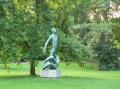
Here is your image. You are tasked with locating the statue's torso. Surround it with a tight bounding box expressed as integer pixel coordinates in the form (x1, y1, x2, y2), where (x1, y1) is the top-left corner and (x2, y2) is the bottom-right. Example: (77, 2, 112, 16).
(51, 34, 58, 48)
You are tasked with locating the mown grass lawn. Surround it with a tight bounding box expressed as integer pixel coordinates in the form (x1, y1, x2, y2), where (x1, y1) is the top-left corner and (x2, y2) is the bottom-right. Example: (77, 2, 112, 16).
(0, 62, 120, 89)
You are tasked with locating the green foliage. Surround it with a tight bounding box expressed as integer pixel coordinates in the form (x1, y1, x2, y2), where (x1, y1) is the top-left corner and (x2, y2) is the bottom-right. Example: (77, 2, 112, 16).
(94, 32, 120, 70)
(70, 22, 120, 70)
(57, 29, 90, 66)
(112, 18, 120, 42)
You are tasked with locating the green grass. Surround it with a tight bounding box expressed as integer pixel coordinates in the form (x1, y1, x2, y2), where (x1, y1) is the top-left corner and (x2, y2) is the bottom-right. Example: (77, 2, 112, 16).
(0, 62, 120, 89)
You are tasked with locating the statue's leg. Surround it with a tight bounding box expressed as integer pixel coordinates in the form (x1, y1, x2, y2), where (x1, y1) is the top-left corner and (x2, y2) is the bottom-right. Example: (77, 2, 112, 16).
(50, 47, 56, 56)
(55, 54, 60, 64)
(43, 56, 54, 65)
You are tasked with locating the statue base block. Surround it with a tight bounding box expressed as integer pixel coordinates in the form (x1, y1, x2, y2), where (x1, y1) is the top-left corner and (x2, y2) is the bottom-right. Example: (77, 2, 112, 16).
(41, 69, 61, 78)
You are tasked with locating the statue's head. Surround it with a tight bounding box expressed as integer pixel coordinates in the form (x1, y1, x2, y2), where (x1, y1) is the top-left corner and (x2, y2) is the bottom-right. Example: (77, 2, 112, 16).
(51, 28, 57, 33)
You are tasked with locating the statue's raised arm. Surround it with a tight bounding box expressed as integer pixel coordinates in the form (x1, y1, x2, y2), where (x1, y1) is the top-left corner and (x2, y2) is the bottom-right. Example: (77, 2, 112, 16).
(43, 35, 52, 54)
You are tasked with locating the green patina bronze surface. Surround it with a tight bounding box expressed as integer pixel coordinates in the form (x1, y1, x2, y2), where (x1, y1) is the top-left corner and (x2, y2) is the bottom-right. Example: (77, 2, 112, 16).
(43, 28, 60, 70)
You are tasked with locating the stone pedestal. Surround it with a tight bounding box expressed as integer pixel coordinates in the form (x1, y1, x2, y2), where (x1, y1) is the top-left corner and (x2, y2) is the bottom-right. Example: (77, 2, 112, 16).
(41, 69, 61, 78)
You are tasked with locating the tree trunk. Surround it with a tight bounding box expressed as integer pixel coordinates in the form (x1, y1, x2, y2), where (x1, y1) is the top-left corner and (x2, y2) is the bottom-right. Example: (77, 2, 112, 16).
(4, 63, 7, 69)
(30, 60, 36, 76)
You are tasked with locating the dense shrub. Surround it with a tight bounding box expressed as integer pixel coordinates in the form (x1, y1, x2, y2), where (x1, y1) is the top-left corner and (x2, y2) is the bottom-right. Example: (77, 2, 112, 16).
(94, 33, 120, 70)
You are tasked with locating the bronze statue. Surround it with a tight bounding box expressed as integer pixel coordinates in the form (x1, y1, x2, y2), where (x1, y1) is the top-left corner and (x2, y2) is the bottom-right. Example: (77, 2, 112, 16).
(43, 28, 60, 70)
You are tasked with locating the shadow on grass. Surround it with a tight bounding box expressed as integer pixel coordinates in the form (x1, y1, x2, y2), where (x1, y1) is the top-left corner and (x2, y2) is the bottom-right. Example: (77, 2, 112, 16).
(62, 76, 103, 80)
(0, 75, 105, 81)
(0, 73, 119, 80)
(0, 75, 40, 80)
